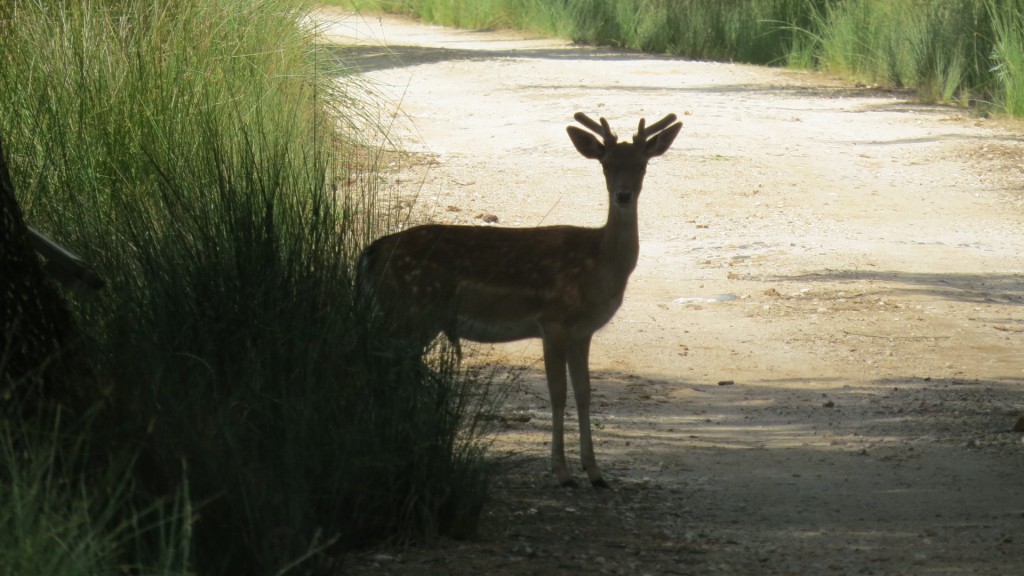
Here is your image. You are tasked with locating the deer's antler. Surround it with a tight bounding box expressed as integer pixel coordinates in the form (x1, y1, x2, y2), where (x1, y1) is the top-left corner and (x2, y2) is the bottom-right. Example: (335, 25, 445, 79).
(634, 113, 678, 146)
(574, 112, 617, 145)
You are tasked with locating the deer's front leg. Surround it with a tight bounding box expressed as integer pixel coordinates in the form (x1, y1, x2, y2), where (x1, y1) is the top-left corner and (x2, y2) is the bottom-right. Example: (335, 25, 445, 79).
(567, 335, 607, 488)
(542, 330, 575, 488)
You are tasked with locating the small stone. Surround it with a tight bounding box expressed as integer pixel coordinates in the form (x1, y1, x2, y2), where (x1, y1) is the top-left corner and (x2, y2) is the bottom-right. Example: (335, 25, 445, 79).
(718, 380, 735, 386)
(1012, 417, 1024, 432)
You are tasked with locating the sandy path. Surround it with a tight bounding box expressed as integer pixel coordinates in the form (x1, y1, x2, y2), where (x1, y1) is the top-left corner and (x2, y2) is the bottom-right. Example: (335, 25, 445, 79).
(321, 10, 1024, 575)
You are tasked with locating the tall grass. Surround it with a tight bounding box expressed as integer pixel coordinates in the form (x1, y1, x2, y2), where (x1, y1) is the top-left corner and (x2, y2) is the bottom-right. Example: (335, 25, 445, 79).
(794, 0, 995, 104)
(0, 0, 494, 573)
(990, 0, 1024, 115)
(339, 0, 822, 63)
(1, 412, 192, 575)
(331, 0, 1024, 115)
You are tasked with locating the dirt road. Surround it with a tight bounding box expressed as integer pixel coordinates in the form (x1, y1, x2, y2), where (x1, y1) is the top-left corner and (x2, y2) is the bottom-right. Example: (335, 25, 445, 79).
(321, 10, 1024, 575)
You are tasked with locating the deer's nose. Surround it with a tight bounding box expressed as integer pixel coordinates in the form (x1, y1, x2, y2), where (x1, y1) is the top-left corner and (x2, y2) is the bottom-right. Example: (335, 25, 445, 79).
(615, 190, 634, 205)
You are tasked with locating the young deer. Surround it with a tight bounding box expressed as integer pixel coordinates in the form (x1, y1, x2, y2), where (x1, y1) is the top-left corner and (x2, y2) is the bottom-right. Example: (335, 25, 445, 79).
(358, 112, 682, 488)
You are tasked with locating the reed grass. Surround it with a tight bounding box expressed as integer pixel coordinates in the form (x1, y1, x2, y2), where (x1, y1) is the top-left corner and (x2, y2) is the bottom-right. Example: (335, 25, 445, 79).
(990, 0, 1024, 115)
(0, 0, 495, 573)
(0, 412, 192, 575)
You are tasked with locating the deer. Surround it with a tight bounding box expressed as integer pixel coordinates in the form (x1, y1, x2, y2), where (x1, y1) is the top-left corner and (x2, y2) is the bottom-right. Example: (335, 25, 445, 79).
(357, 112, 682, 488)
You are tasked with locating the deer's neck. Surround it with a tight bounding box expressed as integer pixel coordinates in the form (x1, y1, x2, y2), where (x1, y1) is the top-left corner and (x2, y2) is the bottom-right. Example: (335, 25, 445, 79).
(601, 204, 640, 276)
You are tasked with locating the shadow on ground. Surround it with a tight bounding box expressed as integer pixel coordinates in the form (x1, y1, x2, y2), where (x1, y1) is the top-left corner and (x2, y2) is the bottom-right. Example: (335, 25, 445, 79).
(346, 364, 1024, 574)
(448, 366, 1024, 575)
(772, 269, 1024, 307)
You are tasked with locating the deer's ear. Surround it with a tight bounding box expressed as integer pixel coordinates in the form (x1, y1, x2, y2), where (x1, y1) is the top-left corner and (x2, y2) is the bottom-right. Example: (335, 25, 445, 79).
(567, 126, 605, 160)
(644, 122, 682, 158)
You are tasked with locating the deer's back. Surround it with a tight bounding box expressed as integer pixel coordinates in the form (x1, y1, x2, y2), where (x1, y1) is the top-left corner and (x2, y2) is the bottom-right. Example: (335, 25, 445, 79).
(359, 224, 631, 343)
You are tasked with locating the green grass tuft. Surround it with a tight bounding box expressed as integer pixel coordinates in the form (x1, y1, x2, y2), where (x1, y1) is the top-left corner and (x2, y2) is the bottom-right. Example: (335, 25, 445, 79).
(990, 0, 1024, 115)
(1, 0, 496, 573)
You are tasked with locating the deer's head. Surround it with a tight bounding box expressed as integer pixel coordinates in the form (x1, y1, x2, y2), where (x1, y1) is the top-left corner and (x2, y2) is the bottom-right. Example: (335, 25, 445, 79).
(566, 112, 682, 207)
